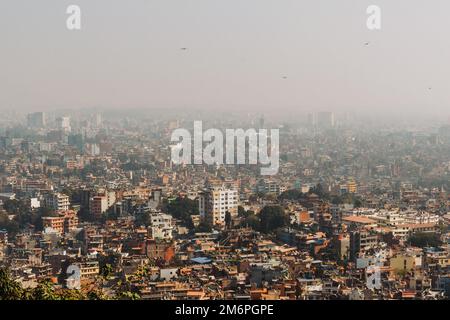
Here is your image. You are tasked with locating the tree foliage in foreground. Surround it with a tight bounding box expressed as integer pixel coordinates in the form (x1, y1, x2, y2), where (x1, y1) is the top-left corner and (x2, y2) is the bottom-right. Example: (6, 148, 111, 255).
(0, 267, 109, 300)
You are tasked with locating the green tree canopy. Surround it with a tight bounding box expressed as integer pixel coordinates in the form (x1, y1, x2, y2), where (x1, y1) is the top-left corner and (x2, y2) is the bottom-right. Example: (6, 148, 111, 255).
(162, 197, 198, 228)
(408, 232, 442, 248)
(0, 268, 25, 300)
(259, 205, 289, 233)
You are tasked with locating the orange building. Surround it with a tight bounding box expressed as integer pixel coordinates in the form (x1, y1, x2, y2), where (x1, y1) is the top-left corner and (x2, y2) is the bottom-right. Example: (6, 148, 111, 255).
(146, 240, 175, 263)
(42, 210, 78, 235)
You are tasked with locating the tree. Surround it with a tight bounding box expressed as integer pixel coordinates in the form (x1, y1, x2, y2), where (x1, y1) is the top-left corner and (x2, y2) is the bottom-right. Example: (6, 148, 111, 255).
(225, 211, 232, 229)
(39, 207, 58, 217)
(195, 221, 212, 233)
(248, 194, 258, 203)
(309, 184, 329, 200)
(382, 232, 400, 246)
(57, 289, 87, 300)
(278, 189, 305, 201)
(238, 206, 254, 218)
(0, 211, 20, 237)
(238, 206, 246, 217)
(30, 280, 60, 300)
(101, 263, 114, 279)
(259, 205, 289, 233)
(0, 267, 94, 300)
(2, 199, 28, 215)
(0, 268, 25, 300)
(162, 197, 198, 228)
(61, 188, 74, 201)
(353, 198, 363, 208)
(408, 232, 442, 248)
(87, 289, 109, 300)
(243, 214, 260, 230)
(117, 291, 141, 300)
(134, 211, 151, 227)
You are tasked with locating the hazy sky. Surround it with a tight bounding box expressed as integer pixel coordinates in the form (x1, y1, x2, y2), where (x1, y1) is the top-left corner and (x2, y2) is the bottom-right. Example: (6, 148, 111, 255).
(1, 0, 450, 115)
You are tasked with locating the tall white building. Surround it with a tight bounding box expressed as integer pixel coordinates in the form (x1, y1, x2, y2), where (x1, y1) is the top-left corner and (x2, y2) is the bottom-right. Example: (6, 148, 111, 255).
(57, 116, 71, 133)
(94, 113, 102, 127)
(199, 183, 239, 227)
(44, 192, 70, 211)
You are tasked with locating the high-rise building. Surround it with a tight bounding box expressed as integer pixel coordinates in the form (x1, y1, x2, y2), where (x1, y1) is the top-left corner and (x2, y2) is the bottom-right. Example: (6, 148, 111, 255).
(89, 191, 115, 217)
(349, 230, 378, 262)
(199, 182, 239, 227)
(27, 112, 46, 128)
(42, 210, 78, 235)
(90, 195, 108, 217)
(333, 234, 350, 262)
(57, 116, 71, 133)
(94, 113, 102, 127)
(44, 192, 70, 211)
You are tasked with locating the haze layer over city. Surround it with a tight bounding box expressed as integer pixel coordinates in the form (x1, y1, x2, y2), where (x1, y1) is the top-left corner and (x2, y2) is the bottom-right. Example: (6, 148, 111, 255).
(2, 0, 450, 118)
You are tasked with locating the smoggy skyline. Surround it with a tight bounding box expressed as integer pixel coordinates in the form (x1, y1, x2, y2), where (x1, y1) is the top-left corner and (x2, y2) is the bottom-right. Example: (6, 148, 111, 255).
(1, 0, 450, 116)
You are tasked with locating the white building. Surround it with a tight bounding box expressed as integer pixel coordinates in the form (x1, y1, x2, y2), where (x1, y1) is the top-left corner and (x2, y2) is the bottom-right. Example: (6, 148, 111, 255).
(199, 184, 239, 226)
(57, 116, 71, 133)
(30, 198, 40, 209)
(368, 210, 405, 227)
(44, 192, 70, 211)
(404, 211, 440, 225)
(160, 268, 178, 281)
(150, 212, 173, 240)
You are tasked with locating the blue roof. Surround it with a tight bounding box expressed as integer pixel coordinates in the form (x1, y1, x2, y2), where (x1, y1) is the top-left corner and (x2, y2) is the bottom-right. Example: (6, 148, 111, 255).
(190, 257, 212, 264)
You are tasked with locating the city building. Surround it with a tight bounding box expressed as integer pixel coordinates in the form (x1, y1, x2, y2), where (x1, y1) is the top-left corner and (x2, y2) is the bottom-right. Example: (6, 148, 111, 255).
(44, 192, 70, 211)
(199, 182, 239, 226)
(27, 112, 46, 128)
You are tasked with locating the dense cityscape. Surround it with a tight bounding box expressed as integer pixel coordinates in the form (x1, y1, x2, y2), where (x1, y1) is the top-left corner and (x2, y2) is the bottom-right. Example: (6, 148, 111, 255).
(1, 109, 450, 300)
